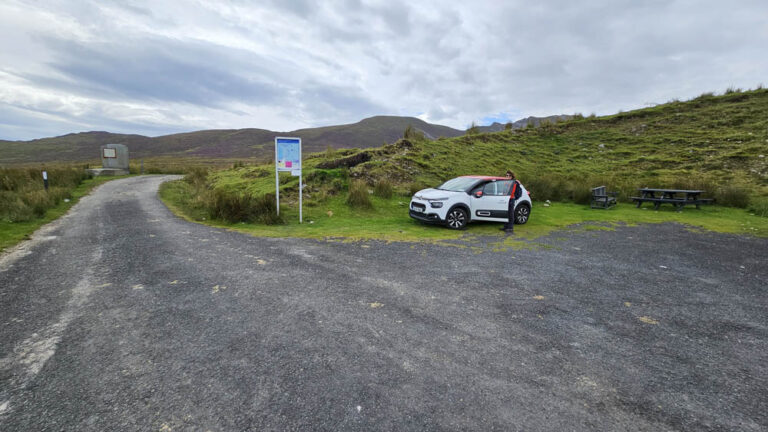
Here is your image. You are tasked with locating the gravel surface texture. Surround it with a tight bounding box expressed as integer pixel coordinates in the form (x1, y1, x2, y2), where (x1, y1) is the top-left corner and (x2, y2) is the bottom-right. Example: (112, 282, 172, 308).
(1, 175, 766, 431)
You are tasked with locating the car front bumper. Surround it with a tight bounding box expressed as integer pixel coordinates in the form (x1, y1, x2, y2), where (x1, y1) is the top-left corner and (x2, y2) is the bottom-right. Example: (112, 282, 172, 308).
(409, 199, 446, 224)
(409, 209, 443, 223)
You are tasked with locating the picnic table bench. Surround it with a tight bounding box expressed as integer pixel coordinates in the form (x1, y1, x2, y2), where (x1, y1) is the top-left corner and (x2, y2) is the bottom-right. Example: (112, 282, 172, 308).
(591, 186, 617, 209)
(631, 188, 714, 211)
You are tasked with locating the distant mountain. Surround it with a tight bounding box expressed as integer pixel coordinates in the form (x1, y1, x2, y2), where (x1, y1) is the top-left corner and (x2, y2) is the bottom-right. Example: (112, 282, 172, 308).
(476, 115, 574, 133)
(0, 116, 464, 164)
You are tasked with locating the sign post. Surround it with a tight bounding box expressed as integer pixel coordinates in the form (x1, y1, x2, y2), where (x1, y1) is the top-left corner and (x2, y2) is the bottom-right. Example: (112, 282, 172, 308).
(275, 137, 302, 223)
(42, 170, 48, 191)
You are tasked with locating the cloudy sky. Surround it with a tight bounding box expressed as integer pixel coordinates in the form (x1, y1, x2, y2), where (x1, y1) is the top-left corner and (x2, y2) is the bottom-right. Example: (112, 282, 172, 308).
(1, 0, 767, 140)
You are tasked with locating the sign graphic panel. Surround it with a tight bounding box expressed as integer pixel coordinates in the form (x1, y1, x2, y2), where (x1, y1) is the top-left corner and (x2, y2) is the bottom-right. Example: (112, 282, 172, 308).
(276, 138, 301, 172)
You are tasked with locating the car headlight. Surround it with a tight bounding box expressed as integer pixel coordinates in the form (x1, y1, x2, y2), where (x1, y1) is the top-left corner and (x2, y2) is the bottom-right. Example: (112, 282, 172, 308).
(430, 201, 443, 208)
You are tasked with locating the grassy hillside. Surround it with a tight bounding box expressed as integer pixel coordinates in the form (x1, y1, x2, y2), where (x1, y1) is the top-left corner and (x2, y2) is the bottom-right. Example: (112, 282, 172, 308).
(0, 116, 463, 164)
(204, 88, 768, 202)
(158, 88, 768, 243)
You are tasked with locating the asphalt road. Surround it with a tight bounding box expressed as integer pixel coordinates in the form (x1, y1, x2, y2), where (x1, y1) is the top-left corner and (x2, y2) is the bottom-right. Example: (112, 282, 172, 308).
(1, 176, 766, 431)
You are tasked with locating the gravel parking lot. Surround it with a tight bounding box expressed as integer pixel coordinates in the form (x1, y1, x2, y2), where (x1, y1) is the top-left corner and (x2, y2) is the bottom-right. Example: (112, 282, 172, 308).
(1, 176, 766, 431)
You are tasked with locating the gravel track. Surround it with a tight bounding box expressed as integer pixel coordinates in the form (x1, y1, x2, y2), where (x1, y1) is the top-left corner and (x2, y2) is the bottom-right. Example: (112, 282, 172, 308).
(1, 175, 766, 431)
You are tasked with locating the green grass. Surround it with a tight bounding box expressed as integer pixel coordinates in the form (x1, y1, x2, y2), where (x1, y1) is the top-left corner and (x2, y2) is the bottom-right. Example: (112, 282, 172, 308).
(185, 89, 768, 209)
(0, 175, 132, 252)
(157, 88, 768, 244)
(160, 180, 768, 245)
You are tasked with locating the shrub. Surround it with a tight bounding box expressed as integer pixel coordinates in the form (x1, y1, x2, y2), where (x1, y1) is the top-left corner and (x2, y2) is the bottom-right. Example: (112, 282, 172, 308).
(569, 184, 593, 205)
(407, 182, 428, 196)
(373, 179, 393, 198)
(523, 175, 568, 201)
(0, 192, 33, 222)
(0, 167, 85, 222)
(184, 167, 209, 187)
(347, 181, 372, 209)
(748, 198, 768, 217)
(403, 125, 425, 141)
(202, 188, 283, 224)
(715, 185, 750, 208)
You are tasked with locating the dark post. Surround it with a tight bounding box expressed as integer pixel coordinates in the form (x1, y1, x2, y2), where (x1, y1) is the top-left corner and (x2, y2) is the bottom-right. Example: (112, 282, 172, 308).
(42, 170, 49, 191)
(140, 159, 144, 175)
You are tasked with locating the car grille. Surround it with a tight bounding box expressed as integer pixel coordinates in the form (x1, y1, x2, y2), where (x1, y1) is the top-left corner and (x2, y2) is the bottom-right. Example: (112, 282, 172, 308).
(411, 202, 426, 211)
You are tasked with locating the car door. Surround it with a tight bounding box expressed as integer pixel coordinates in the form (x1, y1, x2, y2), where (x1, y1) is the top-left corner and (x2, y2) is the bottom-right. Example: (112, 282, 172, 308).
(470, 181, 510, 221)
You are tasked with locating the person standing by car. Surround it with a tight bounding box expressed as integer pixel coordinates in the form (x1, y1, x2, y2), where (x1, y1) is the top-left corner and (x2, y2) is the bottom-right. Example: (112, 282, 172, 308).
(502, 170, 522, 233)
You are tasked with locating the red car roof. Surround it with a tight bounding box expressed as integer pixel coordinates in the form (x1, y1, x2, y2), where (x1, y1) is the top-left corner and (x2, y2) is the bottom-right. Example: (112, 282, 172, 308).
(460, 175, 509, 180)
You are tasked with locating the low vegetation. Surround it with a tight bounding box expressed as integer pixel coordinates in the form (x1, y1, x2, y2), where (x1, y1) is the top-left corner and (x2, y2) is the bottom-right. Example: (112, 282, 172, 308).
(0, 166, 91, 223)
(347, 181, 373, 209)
(161, 88, 768, 235)
(0, 168, 132, 251)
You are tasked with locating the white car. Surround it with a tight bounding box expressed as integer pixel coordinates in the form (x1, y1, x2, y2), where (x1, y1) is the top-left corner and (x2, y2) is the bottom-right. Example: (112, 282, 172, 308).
(409, 176, 532, 229)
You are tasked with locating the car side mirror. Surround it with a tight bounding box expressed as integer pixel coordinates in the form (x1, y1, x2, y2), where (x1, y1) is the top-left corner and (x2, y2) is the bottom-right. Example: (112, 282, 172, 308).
(474, 190, 483, 198)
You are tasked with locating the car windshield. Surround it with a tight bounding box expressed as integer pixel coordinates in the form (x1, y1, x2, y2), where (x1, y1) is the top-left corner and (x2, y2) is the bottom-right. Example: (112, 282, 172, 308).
(436, 177, 478, 192)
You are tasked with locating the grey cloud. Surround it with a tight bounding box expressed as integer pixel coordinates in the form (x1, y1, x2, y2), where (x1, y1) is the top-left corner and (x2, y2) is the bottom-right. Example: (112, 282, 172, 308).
(36, 36, 284, 109)
(295, 81, 387, 124)
(2, 0, 768, 140)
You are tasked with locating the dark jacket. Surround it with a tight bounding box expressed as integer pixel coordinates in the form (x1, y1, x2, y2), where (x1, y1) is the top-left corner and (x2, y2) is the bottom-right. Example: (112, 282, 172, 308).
(510, 180, 522, 200)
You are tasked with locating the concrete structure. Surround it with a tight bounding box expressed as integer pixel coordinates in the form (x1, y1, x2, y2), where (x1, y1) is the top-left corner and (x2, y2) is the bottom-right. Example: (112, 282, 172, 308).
(87, 144, 130, 176)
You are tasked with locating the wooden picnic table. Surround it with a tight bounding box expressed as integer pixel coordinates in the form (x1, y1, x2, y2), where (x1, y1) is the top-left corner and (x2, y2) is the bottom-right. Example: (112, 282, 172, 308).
(632, 188, 713, 211)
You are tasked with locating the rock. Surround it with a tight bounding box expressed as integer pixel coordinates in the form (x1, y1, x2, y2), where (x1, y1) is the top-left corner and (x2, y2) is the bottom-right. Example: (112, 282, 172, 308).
(543, 203, 550, 207)
(759, 155, 765, 158)
(598, 143, 605, 148)
(545, 199, 551, 204)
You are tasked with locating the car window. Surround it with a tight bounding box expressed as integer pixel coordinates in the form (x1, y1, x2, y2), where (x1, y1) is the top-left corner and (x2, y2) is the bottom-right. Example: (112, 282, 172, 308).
(497, 180, 513, 196)
(482, 182, 497, 195)
(437, 177, 479, 192)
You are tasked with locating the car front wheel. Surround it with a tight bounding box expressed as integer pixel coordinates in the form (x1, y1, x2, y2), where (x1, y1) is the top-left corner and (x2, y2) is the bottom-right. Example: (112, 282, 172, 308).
(445, 208, 468, 229)
(515, 204, 530, 224)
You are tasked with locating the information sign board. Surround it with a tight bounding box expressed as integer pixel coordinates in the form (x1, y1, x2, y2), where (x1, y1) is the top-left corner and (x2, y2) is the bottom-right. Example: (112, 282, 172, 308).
(276, 138, 301, 171)
(274, 137, 303, 223)
(103, 148, 117, 158)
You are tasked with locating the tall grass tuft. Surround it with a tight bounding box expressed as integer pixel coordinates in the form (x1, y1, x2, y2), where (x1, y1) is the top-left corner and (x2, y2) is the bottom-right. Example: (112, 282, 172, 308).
(0, 167, 88, 222)
(184, 167, 209, 188)
(373, 179, 393, 198)
(715, 186, 750, 208)
(403, 125, 425, 141)
(748, 198, 768, 217)
(203, 189, 283, 224)
(407, 182, 428, 196)
(347, 181, 372, 209)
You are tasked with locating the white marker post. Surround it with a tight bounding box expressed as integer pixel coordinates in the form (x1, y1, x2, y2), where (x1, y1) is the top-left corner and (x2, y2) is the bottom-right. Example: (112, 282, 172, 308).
(274, 137, 302, 223)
